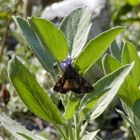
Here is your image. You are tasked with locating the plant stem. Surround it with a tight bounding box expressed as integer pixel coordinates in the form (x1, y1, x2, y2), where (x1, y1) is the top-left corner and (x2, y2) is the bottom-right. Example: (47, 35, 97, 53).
(68, 119, 74, 140)
(55, 125, 67, 140)
(0, 0, 20, 59)
(74, 113, 80, 140)
(80, 120, 88, 137)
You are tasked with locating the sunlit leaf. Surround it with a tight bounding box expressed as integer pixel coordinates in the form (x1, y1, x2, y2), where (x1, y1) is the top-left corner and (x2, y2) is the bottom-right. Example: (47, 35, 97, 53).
(60, 7, 92, 58)
(74, 26, 124, 74)
(63, 96, 80, 120)
(125, 0, 140, 6)
(29, 17, 68, 61)
(103, 42, 140, 107)
(8, 56, 64, 125)
(123, 41, 140, 85)
(102, 54, 121, 75)
(14, 17, 54, 73)
(80, 62, 134, 120)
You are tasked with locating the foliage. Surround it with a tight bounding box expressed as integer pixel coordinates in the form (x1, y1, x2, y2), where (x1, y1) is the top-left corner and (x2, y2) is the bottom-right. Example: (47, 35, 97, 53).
(0, 113, 43, 140)
(109, 0, 140, 50)
(0, 6, 137, 140)
(103, 40, 140, 140)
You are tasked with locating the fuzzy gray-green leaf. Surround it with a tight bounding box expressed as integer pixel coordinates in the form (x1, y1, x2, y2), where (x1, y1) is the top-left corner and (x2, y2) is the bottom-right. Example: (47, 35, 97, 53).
(8, 56, 64, 124)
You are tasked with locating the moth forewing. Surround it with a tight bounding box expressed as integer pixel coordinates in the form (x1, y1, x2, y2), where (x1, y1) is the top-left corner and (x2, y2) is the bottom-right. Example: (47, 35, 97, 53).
(53, 64, 94, 94)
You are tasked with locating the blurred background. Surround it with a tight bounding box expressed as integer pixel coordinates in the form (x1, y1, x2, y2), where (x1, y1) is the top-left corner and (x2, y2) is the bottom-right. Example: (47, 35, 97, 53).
(0, 0, 140, 139)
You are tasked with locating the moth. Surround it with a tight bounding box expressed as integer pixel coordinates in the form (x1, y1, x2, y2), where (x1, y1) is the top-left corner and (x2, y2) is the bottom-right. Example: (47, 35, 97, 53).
(53, 64, 94, 94)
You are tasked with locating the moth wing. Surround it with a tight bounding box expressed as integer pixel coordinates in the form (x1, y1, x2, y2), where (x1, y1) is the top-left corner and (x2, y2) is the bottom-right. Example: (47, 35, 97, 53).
(71, 77, 94, 93)
(53, 77, 69, 93)
(53, 64, 94, 94)
(53, 77, 63, 92)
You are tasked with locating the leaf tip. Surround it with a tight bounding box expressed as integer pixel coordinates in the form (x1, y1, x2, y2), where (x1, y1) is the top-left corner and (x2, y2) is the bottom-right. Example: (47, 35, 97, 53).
(131, 61, 135, 68)
(7, 55, 17, 79)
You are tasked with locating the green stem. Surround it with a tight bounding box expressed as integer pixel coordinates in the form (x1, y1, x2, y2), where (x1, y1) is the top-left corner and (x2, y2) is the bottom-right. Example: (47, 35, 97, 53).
(55, 125, 67, 140)
(80, 120, 88, 137)
(68, 119, 74, 140)
(74, 113, 80, 140)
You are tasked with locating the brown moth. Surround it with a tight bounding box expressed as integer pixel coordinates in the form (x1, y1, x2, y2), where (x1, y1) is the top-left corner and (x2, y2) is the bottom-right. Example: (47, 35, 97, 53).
(53, 64, 94, 94)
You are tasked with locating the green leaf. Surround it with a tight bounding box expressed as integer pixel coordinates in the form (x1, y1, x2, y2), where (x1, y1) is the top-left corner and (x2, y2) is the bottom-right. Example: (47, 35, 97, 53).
(60, 93, 71, 110)
(14, 17, 54, 73)
(116, 109, 137, 132)
(0, 12, 10, 19)
(81, 130, 99, 140)
(102, 54, 122, 75)
(122, 101, 140, 139)
(79, 89, 110, 118)
(74, 26, 124, 74)
(123, 41, 140, 85)
(119, 76, 140, 107)
(29, 17, 68, 61)
(133, 99, 140, 119)
(82, 62, 134, 120)
(60, 7, 92, 58)
(110, 40, 123, 62)
(63, 96, 80, 120)
(125, 0, 140, 6)
(17, 133, 33, 140)
(116, 108, 140, 139)
(8, 56, 64, 125)
(17, 133, 46, 140)
(103, 42, 140, 107)
(0, 113, 40, 140)
(118, 41, 140, 106)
